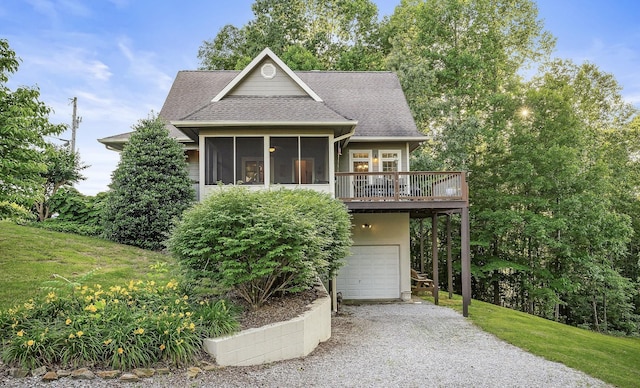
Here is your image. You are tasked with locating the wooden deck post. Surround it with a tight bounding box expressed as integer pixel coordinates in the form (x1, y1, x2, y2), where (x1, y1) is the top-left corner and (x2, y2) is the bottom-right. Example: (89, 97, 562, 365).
(447, 213, 453, 299)
(432, 212, 439, 305)
(419, 218, 425, 274)
(461, 206, 471, 317)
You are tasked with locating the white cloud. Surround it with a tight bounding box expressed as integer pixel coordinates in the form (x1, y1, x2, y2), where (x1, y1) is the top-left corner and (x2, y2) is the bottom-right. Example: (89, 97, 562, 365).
(117, 37, 173, 92)
(24, 45, 112, 83)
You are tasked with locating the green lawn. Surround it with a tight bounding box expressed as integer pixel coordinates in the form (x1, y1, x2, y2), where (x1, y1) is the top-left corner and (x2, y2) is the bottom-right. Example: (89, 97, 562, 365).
(424, 293, 640, 388)
(0, 222, 176, 310)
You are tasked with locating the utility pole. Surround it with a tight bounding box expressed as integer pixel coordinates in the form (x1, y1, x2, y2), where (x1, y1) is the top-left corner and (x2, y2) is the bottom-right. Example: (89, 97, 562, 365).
(70, 97, 82, 153)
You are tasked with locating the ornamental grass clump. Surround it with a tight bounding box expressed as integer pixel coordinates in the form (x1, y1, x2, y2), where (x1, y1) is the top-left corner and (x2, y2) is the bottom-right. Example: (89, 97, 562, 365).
(0, 279, 239, 370)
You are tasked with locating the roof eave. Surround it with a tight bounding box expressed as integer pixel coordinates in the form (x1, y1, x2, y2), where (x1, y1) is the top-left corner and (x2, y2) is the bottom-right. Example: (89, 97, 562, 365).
(172, 120, 358, 142)
(171, 120, 357, 127)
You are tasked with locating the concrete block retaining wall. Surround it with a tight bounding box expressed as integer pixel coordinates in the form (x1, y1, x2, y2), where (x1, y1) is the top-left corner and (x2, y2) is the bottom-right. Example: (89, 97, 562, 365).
(203, 286, 331, 366)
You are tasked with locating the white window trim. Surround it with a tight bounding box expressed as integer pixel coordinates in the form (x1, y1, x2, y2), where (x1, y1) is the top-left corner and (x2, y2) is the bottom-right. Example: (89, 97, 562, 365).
(379, 149, 402, 172)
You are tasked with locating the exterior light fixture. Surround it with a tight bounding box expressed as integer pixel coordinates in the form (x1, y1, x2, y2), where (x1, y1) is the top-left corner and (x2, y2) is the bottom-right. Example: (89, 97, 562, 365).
(361, 223, 372, 229)
(269, 146, 276, 153)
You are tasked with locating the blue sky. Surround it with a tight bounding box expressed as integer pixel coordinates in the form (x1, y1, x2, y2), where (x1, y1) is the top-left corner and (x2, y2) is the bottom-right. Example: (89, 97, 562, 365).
(2, 0, 639, 195)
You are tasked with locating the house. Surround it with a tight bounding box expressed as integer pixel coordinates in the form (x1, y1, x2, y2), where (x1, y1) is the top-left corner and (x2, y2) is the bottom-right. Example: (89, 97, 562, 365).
(99, 48, 471, 316)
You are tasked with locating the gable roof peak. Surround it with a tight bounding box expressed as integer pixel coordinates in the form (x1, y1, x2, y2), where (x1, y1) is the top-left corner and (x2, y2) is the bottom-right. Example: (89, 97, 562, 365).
(211, 47, 323, 103)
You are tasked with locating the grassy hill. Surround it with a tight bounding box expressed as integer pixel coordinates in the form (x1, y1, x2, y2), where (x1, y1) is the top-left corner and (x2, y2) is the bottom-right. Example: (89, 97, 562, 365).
(0, 222, 176, 310)
(425, 294, 640, 388)
(2, 222, 639, 387)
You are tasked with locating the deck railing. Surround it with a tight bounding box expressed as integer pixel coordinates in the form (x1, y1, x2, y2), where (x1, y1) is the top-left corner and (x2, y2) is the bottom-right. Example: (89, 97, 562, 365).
(335, 171, 468, 202)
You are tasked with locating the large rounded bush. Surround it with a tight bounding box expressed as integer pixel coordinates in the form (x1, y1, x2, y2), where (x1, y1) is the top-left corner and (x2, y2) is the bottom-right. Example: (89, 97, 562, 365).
(168, 187, 351, 308)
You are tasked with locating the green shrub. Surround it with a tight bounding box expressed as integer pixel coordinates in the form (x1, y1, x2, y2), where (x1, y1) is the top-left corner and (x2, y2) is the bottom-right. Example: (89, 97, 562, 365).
(0, 279, 239, 370)
(0, 201, 35, 224)
(101, 115, 195, 250)
(168, 187, 351, 308)
(30, 220, 102, 237)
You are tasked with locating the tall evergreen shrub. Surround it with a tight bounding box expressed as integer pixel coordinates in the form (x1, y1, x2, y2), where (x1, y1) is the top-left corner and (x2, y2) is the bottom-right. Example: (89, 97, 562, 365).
(102, 115, 194, 250)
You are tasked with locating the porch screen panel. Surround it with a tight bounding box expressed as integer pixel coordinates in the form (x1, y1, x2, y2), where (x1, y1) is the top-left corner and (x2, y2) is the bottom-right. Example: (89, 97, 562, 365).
(270, 137, 297, 184)
(205, 137, 233, 184)
(236, 137, 264, 184)
(301, 137, 328, 184)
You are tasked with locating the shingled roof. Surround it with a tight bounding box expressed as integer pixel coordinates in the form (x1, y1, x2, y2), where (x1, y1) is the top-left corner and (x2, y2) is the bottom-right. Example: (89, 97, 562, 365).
(99, 48, 425, 150)
(160, 70, 422, 139)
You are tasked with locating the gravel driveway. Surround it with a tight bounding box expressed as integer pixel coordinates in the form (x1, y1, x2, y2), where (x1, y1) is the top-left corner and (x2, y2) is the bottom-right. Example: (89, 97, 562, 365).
(2, 301, 609, 387)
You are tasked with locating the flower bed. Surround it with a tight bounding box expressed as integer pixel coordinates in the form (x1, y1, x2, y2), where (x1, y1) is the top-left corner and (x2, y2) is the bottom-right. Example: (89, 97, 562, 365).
(203, 283, 331, 366)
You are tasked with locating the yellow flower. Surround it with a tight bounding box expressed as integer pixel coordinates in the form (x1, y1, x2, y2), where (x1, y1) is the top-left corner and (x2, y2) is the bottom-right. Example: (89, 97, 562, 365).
(26, 340, 35, 347)
(113, 299, 119, 304)
(163, 330, 169, 335)
(179, 313, 184, 318)
(104, 339, 112, 345)
(133, 328, 144, 335)
(117, 347, 124, 354)
(159, 344, 166, 351)
(16, 330, 24, 337)
(185, 312, 192, 317)
(183, 295, 189, 300)
(68, 333, 76, 339)
(188, 323, 195, 331)
(65, 319, 72, 325)
(76, 331, 83, 337)
(84, 304, 97, 313)
(175, 299, 180, 305)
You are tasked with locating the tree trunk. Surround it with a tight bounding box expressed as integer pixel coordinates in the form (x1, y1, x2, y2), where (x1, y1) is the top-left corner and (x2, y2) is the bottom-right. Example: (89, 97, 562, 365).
(602, 292, 607, 333)
(493, 270, 500, 305)
(592, 295, 600, 332)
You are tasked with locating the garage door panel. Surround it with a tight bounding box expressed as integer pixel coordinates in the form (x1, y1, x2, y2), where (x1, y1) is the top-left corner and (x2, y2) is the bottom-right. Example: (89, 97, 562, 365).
(336, 245, 400, 299)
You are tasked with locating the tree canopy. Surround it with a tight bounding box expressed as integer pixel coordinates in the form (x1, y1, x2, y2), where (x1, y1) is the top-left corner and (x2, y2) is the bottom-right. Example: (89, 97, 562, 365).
(197, 0, 386, 71)
(0, 39, 67, 206)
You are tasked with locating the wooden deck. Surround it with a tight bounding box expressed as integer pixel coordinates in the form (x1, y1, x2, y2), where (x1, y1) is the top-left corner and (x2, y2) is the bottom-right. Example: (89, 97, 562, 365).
(335, 171, 468, 212)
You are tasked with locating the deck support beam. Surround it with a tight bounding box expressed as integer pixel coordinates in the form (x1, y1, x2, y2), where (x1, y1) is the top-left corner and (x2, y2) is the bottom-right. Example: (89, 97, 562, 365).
(461, 206, 471, 317)
(432, 212, 439, 305)
(446, 214, 453, 299)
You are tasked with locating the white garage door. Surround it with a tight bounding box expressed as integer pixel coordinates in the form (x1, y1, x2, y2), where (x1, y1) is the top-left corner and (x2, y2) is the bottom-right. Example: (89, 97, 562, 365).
(336, 245, 400, 299)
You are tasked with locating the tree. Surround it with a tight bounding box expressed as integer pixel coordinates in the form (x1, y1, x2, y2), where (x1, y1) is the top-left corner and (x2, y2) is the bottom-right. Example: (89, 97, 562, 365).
(0, 39, 66, 206)
(102, 115, 195, 250)
(386, 0, 555, 168)
(34, 145, 87, 221)
(197, 0, 386, 71)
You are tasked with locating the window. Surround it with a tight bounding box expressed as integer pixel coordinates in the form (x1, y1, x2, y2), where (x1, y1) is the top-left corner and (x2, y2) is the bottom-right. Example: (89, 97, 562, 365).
(301, 137, 328, 184)
(270, 136, 329, 184)
(205, 137, 233, 184)
(236, 137, 264, 184)
(380, 150, 400, 172)
(205, 135, 329, 186)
